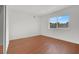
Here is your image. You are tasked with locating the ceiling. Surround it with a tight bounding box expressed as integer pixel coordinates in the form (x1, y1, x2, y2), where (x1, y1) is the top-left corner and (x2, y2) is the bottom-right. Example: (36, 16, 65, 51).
(7, 5, 71, 16)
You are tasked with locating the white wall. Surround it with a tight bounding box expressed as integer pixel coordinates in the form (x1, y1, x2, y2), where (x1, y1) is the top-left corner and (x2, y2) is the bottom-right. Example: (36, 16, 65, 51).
(8, 8, 40, 40)
(6, 6, 10, 52)
(40, 6, 79, 44)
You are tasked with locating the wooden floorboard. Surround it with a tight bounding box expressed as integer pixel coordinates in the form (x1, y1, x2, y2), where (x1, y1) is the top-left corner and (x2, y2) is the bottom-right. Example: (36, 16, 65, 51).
(8, 35, 79, 54)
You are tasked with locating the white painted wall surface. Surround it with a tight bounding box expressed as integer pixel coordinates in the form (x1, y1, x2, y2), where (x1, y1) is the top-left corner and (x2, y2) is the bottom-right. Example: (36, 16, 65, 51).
(40, 6, 79, 44)
(6, 6, 10, 52)
(8, 8, 40, 40)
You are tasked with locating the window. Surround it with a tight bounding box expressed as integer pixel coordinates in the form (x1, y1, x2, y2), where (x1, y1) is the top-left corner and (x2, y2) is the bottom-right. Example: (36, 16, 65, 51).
(49, 15, 69, 28)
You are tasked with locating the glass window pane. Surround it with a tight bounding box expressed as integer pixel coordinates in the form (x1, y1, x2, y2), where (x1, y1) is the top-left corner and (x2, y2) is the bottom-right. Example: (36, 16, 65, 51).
(58, 16, 69, 28)
(49, 17, 57, 28)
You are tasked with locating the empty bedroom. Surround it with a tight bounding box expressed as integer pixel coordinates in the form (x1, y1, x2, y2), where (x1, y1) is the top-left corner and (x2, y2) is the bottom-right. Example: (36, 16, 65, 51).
(6, 5, 79, 54)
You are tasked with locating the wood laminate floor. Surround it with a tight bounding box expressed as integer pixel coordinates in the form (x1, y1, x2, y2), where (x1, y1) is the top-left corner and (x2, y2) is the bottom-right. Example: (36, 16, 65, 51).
(0, 45, 3, 54)
(8, 35, 79, 54)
